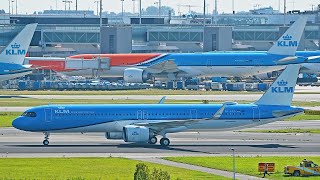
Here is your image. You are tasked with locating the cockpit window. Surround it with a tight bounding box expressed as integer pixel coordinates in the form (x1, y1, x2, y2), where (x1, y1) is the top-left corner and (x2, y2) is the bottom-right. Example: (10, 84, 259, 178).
(21, 112, 37, 117)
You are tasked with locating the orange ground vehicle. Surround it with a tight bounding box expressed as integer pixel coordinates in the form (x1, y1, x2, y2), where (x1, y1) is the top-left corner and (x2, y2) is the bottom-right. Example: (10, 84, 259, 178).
(284, 160, 320, 176)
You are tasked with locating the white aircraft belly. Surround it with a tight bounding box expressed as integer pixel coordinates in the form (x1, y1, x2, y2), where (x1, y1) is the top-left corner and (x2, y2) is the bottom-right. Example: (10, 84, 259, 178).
(179, 66, 286, 77)
(0, 71, 33, 81)
(61, 65, 286, 79)
(50, 117, 283, 133)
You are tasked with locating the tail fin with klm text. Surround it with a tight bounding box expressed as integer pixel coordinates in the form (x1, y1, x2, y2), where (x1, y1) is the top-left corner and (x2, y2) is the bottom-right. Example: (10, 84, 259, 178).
(267, 17, 307, 56)
(0, 23, 37, 65)
(255, 64, 301, 106)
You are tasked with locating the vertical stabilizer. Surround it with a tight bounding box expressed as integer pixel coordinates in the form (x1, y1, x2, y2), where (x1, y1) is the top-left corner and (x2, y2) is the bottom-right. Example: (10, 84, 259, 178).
(255, 65, 301, 106)
(0, 23, 37, 65)
(267, 17, 307, 56)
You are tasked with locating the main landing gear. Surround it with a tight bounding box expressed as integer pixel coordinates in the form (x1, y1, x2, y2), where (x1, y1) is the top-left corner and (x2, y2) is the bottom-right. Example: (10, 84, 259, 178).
(148, 136, 170, 147)
(148, 136, 158, 144)
(160, 138, 170, 146)
(43, 132, 50, 146)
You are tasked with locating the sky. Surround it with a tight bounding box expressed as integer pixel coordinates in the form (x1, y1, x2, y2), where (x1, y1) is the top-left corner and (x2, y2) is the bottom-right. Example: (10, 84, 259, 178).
(1, 0, 319, 15)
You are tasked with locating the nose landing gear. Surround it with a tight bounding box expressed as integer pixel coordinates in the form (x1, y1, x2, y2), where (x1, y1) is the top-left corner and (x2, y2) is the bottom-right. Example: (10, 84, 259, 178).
(43, 132, 50, 146)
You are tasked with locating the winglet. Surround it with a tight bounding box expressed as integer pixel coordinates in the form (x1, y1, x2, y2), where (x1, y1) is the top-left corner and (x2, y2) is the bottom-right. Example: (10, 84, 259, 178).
(213, 102, 237, 119)
(0, 23, 37, 65)
(267, 17, 307, 56)
(255, 64, 301, 106)
(159, 96, 166, 104)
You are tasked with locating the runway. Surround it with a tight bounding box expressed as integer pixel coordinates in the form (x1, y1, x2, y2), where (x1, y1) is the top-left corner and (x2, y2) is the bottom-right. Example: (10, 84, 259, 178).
(1, 121, 320, 157)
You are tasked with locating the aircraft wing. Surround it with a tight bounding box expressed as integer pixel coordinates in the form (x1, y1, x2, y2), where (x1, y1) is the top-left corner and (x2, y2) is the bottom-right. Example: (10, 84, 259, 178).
(133, 119, 205, 132)
(145, 60, 181, 74)
(133, 102, 235, 132)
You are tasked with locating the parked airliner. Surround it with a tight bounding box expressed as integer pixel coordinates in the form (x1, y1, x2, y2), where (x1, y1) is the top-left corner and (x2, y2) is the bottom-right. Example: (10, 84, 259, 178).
(13, 65, 303, 146)
(56, 17, 311, 82)
(0, 23, 37, 81)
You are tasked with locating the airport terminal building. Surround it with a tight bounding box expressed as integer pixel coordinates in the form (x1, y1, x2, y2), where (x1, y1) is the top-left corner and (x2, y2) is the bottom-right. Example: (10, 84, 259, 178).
(0, 8, 319, 57)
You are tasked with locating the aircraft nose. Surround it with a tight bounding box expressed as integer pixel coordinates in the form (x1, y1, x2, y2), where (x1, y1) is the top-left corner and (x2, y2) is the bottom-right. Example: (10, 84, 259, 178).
(12, 117, 26, 130)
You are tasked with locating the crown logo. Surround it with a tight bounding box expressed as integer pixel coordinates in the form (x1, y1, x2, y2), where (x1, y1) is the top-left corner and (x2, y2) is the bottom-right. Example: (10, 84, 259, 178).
(277, 80, 288, 86)
(11, 43, 21, 49)
(282, 34, 292, 41)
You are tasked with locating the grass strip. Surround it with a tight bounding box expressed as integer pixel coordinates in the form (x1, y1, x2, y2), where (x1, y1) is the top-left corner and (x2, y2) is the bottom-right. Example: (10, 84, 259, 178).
(164, 156, 320, 180)
(243, 128, 320, 134)
(0, 157, 227, 180)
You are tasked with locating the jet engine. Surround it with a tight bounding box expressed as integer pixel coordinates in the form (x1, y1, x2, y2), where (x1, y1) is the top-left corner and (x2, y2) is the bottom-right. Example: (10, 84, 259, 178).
(123, 68, 150, 83)
(105, 132, 123, 140)
(123, 125, 150, 142)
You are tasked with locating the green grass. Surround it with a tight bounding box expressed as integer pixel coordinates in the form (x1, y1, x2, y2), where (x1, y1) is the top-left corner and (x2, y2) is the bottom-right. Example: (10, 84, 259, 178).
(164, 156, 320, 180)
(243, 128, 320, 134)
(0, 157, 228, 180)
(286, 114, 320, 121)
(0, 112, 21, 127)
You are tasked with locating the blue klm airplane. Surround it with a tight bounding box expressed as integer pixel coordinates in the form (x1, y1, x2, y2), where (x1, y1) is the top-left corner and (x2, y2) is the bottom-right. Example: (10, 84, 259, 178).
(0, 23, 37, 81)
(13, 65, 303, 146)
(63, 17, 313, 82)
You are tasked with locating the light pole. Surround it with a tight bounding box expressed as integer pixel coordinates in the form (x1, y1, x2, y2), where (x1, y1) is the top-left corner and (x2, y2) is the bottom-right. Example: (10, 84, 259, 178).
(231, 148, 236, 180)
(132, 0, 135, 14)
(121, 0, 124, 17)
(154, 1, 160, 16)
(63, 0, 67, 11)
(94, 0, 99, 16)
(159, 0, 161, 16)
(11, 0, 14, 15)
(232, 0, 235, 14)
(203, 0, 205, 26)
(139, 0, 142, 24)
(8, 0, 10, 14)
(15, 0, 17, 14)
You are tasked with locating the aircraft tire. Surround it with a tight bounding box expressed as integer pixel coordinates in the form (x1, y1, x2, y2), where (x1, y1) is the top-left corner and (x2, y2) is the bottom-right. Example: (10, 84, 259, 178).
(43, 140, 49, 146)
(160, 138, 170, 147)
(149, 137, 157, 144)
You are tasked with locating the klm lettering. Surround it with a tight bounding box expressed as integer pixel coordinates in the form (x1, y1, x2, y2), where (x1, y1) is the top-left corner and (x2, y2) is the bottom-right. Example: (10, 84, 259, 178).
(54, 109, 70, 114)
(277, 41, 298, 47)
(6, 49, 26, 55)
(271, 87, 293, 93)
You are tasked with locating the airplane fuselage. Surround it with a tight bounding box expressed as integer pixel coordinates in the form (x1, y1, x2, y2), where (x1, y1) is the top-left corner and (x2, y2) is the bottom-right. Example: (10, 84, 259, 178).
(0, 62, 33, 81)
(13, 104, 303, 133)
(64, 52, 318, 79)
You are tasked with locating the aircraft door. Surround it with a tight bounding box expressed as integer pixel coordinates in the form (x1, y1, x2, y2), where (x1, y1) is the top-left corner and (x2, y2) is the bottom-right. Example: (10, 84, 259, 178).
(137, 110, 142, 120)
(143, 110, 148, 120)
(190, 109, 197, 119)
(252, 107, 260, 121)
(207, 59, 214, 71)
(44, 108, 52, 123)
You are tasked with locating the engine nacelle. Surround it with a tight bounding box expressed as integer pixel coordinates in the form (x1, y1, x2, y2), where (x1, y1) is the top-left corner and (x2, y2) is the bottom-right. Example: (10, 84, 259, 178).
(123, 125, 150, 142)
(301, 64, 320, 74)
(105, 132, 123, 140)
(123, 68, 150, 83)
